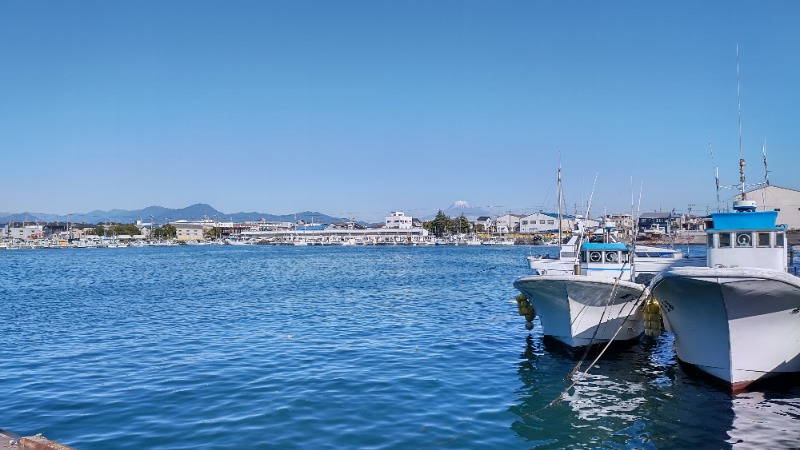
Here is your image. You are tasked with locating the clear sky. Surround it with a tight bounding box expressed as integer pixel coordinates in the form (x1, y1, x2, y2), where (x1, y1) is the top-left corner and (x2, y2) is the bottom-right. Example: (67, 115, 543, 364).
(1, 1, 798, 222)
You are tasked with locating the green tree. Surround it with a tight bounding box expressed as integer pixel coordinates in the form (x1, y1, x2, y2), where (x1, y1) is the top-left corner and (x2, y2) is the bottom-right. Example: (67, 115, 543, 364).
(93, 225, 105, 236)
(204, 227, 221, 240)
(453, 214, 470, 234)
(162, 224, 176, 239)
(426, 210, 450, 236)
(153, 224, 176, 239)
(109, 223, 140, 236)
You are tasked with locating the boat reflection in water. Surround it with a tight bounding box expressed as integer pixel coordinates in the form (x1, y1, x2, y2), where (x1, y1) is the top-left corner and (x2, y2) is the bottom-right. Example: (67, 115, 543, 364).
(510, 328, 800, 448)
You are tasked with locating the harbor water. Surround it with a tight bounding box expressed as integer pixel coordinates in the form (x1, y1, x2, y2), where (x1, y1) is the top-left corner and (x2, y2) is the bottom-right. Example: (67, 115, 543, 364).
(1, 245, 799, 449)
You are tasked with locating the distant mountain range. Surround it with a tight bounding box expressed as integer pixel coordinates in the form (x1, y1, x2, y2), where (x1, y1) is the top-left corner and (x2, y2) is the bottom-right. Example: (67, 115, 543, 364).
(0, 204, 350, 226)
(0, 200, 495, 226)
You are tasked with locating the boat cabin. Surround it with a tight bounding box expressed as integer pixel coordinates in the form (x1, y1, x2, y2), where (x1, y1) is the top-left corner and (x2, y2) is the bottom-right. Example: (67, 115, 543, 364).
(705, 201, 788, 271)
(579, 242, 632, 278)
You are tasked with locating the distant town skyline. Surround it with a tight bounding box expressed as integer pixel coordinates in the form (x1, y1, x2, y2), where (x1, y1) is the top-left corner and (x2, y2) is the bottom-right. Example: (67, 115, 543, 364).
(2, 2, 798, 223)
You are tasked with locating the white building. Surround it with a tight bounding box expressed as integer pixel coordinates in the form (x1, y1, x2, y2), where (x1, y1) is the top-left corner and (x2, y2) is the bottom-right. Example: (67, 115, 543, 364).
(606, 213, 634, 238)
(473, 216, 493, 232)
(520, 213, 560, 234)
(735, 185, 800, 230)
(9, 225, 44, 240)
(385, 211, 413, 229)
(495, 214, 524, 234)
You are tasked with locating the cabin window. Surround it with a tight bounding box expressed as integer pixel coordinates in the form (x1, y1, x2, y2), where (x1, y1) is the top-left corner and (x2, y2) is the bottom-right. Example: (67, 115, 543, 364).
(776, 233, 785, 248)
(707, 234, 714, 248)
(757, 232, 771, 248)
(719, 233, 731, 248)
(735, 232, 752, 248)
(605, 252, 618, 262)
(588, 251, 602, 263)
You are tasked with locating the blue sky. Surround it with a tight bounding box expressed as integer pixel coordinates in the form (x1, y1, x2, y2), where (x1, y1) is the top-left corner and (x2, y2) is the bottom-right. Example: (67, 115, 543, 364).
(1, 2, 798, 222)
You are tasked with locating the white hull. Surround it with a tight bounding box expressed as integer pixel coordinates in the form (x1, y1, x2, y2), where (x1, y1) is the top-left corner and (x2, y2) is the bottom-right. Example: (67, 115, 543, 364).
(651, 267, 800, 391)
(525, 256, 574, 275)
(514, 275, 646, 349)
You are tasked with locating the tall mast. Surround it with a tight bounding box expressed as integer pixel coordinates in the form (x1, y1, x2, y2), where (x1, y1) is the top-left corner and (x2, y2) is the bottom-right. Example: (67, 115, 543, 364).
(762, 140, 769, 186)
(557, 166, 562, 250)
(736, 43, 746, 200)
(708, 137, 721, 211)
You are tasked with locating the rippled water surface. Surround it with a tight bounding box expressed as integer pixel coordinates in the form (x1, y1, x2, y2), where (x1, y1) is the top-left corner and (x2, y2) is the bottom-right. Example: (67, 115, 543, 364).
(1, 245, 798, 449)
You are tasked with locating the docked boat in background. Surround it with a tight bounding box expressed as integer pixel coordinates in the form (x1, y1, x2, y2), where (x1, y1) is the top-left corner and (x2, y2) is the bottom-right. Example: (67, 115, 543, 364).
(650, 200, 800, 391)
(527, 219, 700, 282)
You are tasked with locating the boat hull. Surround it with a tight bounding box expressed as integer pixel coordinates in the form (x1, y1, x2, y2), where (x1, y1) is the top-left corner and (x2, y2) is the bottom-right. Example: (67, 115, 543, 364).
(651, 267, 800, 391)
(513, 275, 646, 349)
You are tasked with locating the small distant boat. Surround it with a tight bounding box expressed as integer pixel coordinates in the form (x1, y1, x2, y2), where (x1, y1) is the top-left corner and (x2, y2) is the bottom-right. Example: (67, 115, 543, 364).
(465, 235, 482, 246)
(484, 237, 514, 246)
(650, 200, 800, 391)
(642, 224, 667, 236)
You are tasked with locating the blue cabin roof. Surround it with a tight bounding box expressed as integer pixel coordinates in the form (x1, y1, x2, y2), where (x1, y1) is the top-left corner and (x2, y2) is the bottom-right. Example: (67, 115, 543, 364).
(709, 210, 784, 231)
(581, 242, 628, 251)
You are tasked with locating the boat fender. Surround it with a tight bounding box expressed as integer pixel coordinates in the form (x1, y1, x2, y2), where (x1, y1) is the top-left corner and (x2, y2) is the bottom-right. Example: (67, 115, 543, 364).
(643, 298, 663, 337)
(515, 293, 536, 330)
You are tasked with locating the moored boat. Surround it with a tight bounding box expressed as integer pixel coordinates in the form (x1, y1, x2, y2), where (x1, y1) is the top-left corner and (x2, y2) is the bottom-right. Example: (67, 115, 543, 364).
(515, 233, 649, 351)
(650, 200, 800, 391)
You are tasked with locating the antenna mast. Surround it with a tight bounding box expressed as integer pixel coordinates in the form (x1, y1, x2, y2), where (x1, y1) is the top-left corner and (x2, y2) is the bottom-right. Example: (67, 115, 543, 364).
(736, 44, 746, 200)
(574, 173, 598, 269)
(557, 165, 563, 251)
(708, 136, 721, 211)
(762, 140, 769, 185)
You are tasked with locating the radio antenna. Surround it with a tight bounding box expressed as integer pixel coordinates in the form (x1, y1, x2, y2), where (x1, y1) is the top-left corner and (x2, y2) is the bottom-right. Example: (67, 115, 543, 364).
(762, 140, 769, 186)
(708, 135, 721, 211)
(736, 43, 746, 200)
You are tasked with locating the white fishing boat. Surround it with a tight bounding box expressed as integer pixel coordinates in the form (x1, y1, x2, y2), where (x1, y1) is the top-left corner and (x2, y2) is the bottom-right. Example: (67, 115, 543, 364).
(650, 200, 800, 391)
(514, 168, 700, 351)
(527, 220, 699, 282)
(515, 239, 648, 350)
(650, 48, 800, 391)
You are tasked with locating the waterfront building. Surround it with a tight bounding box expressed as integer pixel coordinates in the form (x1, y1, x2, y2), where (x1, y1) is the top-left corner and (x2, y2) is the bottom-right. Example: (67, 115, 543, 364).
(638, 212, 672, 235)
(606, 213, 635, 238)
(474, 216, 493, 233)
(495, 214, 524, 234)
(174, 223, 206, 241)
(9, 224, 44, 241)
(385, 211, 412, 229)
(519, 212, 559, 234)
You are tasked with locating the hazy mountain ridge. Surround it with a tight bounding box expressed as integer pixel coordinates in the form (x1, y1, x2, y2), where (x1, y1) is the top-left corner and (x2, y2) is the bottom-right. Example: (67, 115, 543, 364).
(0, 204, 349, 225)
(0, 201, 488, 225)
